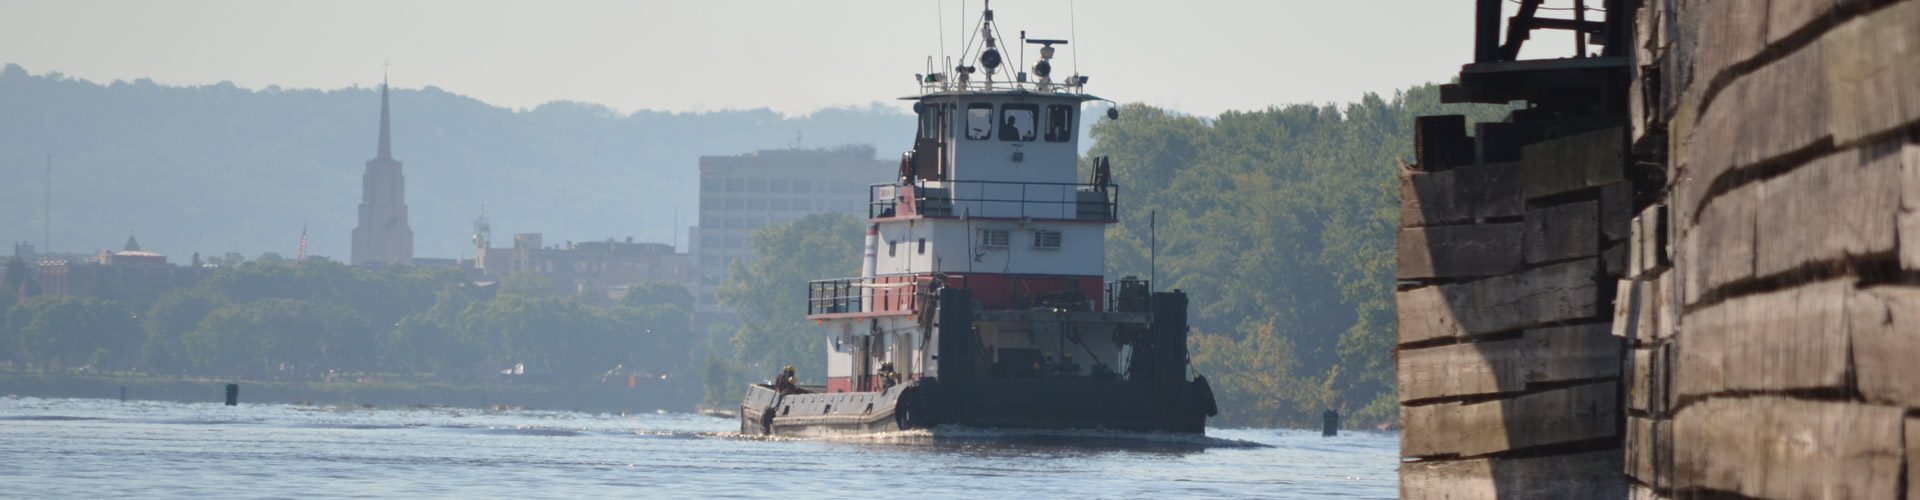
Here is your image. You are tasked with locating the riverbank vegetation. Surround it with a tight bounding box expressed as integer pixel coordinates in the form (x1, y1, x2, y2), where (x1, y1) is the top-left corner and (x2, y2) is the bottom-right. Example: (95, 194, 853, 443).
(2, 258, 697, 386)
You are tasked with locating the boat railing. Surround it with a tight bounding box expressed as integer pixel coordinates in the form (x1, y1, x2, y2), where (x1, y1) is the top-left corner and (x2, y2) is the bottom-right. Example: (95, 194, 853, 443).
(916, 76, 1089, 96)
(870, 180, 1117, 221)
(807, 276, 922, 316)
(1104, 277, 1152, 313)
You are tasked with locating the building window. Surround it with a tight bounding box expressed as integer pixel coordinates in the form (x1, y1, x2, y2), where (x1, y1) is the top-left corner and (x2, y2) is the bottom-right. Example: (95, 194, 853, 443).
(771, 179, 791, 193)
(978, 229, 1010, 248)
(999, 104, 1038, 142)
(1032, 229, 1062, 250)
(748, 179, 768, 192)
(724, 217, 743, 229)
(771, 198, 791, 210)
(1045, 105, 1074, 142)
(917, 238, 926, 254)
(794, 179, 813, 192)
(749, 199, 767, 210)
(725, 199, 745, 210)
(701, 235, 722, 248)
(701, 178, 721, 192)
(725, 179, 746, 192)
(701, 198, 722, 210)
(966, 103, 994, 140)
(726, 235, 745, 248)
(888, 241, 898, 257)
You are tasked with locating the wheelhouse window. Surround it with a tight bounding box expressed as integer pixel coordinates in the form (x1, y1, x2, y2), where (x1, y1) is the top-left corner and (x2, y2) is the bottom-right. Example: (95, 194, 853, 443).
(1044, 105, 1074, 142)
(999, 104, 1038, 142)
(966, 103, 994, 140)
(919, 104, 945, 139)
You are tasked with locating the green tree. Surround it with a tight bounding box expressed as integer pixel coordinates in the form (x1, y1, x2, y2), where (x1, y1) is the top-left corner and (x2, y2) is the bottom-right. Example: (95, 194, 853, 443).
(619, 281, 694, 313)
(716, 213, 863, 385)
(141, 289, 230, 373)
(10, 295, 140, 372)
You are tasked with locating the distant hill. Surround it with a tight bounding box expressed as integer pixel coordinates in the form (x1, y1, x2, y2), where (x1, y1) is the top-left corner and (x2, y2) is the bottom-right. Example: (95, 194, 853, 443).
(0, 63, 915, 260)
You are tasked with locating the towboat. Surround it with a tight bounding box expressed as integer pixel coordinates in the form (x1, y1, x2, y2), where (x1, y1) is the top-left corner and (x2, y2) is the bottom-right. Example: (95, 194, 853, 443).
(739, 4, 1217, 437)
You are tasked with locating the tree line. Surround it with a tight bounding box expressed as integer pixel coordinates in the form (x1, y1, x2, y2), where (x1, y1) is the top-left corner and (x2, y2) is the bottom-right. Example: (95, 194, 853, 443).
(2, 257, 697, 383)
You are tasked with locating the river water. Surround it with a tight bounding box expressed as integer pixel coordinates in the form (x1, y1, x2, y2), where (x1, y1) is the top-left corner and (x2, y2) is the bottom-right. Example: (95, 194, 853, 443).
(1, 396, 1398, 499)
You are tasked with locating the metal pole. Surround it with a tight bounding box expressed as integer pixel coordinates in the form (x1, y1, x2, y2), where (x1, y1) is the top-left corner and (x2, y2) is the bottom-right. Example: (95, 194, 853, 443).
(1149, 210, 1156, 293)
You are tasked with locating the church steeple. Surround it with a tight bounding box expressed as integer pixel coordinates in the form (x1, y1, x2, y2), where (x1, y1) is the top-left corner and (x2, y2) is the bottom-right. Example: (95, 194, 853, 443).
(376, 73, 392, 161)
(352, 68, 413, 267)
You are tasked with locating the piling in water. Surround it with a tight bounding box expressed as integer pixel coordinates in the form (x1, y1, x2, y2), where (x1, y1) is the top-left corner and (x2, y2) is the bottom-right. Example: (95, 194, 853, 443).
(225, 384, 239, 406)
(1322, 409, 1338, 437)
(119, 386, 126, 403)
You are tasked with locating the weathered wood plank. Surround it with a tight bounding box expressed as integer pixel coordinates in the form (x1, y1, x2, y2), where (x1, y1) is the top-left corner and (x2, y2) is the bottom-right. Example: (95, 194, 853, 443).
(1684, 0, 1771, 105)
(1682, 43, 1831, 225)
(1631, 203, 1669, 277)
(1769, 0, 1856, 45)
(1672, 396, 1905, 500)
(1675, 280, 1852, 400)
(1612, 277, 1658, 343)
(1521, 127, 1627, 200)
(1754, 145, 1902, 277)
(1657, 273, 1678, 340)
(1397, 340, 1526, 404)
(1396, 324, 1619, 403)
(1402, 381, 1618, 458)
(1628, 347, 1654, 414)
(1681, 183, 1756, 305)
(1629, 483, 1668, 500)
(1909, 417, 1919, 500)
(1455, 162, 1525, 220)
(1625, 415, 1669, 489)
(1399, 162, 1524, 228)
(1397, 224, 1523, 280)
(1525, 324, 1620, 384)
(1402, 450, 1625, 500)
(1824, 0, 1920, 146)
(1523, 201, 1599, 264)
(1847, 285, 1920, 408)
(1900, 144, 1920, 271)
(1396, 259, 1603, 345)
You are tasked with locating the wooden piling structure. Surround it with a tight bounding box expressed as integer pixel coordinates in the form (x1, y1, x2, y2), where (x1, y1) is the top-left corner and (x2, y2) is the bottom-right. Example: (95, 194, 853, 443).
(1401, 0, 1920, 498)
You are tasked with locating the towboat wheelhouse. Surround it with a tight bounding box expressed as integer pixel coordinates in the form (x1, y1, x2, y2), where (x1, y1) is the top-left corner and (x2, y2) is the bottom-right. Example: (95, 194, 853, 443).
(740, 4, 1215, 437)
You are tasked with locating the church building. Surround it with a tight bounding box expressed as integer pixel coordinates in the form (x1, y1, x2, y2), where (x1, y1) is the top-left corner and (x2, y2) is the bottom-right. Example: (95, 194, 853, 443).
(350, 76, 414, 266)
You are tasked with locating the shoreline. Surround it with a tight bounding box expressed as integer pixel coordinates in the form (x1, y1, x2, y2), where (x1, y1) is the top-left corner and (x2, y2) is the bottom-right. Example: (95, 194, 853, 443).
(0, 371, 700, 414)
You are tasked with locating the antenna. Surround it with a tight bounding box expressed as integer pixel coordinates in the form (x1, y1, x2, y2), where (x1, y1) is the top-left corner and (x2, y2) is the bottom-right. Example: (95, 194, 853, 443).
(1069, 0, 1080, 77)
(937, 0, 947, 71)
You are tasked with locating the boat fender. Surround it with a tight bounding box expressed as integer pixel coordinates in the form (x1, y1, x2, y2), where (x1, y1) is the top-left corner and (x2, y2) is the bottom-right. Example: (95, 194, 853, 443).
(1191, 375, 1219, 417)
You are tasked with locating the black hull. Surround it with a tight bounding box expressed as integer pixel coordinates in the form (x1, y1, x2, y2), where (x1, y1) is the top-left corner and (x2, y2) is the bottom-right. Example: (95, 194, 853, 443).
(740, 290, 1213, 437)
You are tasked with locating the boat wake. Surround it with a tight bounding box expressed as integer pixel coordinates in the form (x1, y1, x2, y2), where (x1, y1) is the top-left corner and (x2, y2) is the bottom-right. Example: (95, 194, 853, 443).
(806, 425, 1269, 449)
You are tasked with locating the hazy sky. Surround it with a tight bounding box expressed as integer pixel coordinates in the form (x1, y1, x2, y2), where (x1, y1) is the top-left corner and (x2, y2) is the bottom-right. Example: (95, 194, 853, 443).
(0, 0, 1587, 117)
